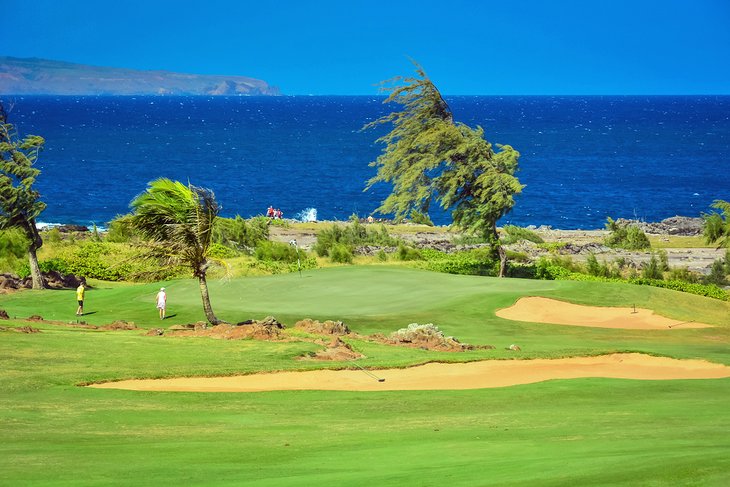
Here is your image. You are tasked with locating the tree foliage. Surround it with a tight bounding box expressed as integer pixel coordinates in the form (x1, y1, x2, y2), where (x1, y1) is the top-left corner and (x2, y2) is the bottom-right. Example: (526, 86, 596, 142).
(604, 217, 651, 250)
(364, 63, 523, 276)
(0, 103, 47, 288)
(703, 199, 730, 248)
(130, 178, 224, 324)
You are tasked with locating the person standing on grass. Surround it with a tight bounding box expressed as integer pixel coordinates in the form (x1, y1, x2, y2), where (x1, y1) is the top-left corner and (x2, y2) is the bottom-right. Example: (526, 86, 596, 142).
(75, 282, 86, 316)
(156, 287, 167, 320)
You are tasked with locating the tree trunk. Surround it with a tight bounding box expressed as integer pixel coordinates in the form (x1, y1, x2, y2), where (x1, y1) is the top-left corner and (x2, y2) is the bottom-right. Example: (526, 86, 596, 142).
(25, 220, 45, 289)
(487, 223, 508, 278)
(27, 245, 45, 289)
(198, 273, 223, 325)
(497, 244, 507, 278)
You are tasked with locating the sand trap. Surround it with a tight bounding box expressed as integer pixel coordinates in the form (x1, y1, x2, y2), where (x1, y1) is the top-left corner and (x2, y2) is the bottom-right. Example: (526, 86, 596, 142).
(496, 296, 713, 329)
(88, 353, 730, 392)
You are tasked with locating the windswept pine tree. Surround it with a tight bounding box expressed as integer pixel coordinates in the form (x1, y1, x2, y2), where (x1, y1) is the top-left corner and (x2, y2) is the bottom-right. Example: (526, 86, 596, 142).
(0, 103, 47, 289)
(130, 178, 225, 325)
(365, 63, 523, 276)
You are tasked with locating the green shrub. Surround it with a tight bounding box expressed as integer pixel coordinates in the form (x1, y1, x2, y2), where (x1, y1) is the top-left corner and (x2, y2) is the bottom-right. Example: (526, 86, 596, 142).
(105, 214, 138, 243)
(668, 267, 701, 283)
(314, 221, 399, 257)
(604, 217, 651, 250)
(535, 258, 573, 280)
(419, 248, 496, 276)
(330, 244, 353, 264)
(249, 255, 318, 275)
(208, 242, 239, 259)
(0, 228, 29, 273)
(536, 255, 728, 301)
(705, 259, 728, 286)
(505, 250, 530, 263)
(396, 244, 422, 261)
(585, 254, 621, 278)
(254, 241, 299, 263)
(45, 227, 63, 244)
(642, 254, 664, 280)
(376, 250, 388, 262)
(214, 215, 269, 251)
(501, 225, 544, 245)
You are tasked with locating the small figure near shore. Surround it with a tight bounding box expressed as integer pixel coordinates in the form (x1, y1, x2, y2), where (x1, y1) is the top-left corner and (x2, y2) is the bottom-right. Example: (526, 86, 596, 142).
(75, 282, 86, 316)
(266, 206, 274, 218)
(156, 287, 167, 320)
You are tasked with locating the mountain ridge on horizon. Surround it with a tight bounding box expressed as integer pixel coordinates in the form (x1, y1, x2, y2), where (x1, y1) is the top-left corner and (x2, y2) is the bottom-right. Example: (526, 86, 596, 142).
(0, 56, 280, 96)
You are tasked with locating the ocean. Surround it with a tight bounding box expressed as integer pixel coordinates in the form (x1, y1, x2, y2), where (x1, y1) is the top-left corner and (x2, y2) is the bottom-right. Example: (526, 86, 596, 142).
(6, 95, 730, 229)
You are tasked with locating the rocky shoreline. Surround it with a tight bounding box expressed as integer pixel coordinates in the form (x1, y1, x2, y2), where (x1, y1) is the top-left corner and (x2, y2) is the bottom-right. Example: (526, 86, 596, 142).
(270, 216, 723, 275)
(1, 216, 720, 293)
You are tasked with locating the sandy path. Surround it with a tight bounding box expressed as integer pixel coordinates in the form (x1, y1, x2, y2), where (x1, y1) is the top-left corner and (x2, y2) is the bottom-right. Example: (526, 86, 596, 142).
(496, 296, 714, 329)
(88, 354, 730, 392)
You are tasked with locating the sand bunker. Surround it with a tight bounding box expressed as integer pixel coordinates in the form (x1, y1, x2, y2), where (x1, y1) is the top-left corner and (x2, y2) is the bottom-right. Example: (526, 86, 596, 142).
(496, 297, 713, 329)
(88, 353, 730, 392)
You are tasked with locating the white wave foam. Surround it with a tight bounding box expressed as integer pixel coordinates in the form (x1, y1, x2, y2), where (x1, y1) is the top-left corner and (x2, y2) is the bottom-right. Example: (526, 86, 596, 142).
(296, 208, 317, 222)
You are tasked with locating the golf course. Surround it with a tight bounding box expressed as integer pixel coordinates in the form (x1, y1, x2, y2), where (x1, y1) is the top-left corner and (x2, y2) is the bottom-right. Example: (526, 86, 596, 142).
(2, 265, 729, 485)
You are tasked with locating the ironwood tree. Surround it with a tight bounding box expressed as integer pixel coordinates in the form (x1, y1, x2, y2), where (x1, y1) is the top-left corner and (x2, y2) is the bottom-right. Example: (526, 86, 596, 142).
(365, 63, 523, 276)
(0, 103, 47, 289)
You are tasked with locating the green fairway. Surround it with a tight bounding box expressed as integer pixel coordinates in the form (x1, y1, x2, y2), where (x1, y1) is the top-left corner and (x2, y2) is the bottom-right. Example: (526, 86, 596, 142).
(2, 265, 729, 485)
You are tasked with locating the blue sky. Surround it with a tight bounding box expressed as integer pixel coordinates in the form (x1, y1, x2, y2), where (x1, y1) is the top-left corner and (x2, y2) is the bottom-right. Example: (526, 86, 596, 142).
(3, 0, 729, 95)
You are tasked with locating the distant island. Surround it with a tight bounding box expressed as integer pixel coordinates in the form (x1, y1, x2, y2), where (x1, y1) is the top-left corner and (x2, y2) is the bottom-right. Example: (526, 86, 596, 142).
(0, 56, 280, 96)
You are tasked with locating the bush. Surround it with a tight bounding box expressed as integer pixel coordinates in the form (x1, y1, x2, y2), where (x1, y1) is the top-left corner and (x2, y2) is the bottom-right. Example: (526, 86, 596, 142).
(0, 228, 29, 273)
(396, 244, 422, 261)
(330, 244, 353, 264)
(501, 225, 544, 245)
(668, 266, 701, 283)
(208, 242, 239, 259)
(419, 248, 497, 276)
(605, 217, 651, 250)
(105, 214, 138, 243)
(535, 258, 574, 280)
(313, 221, 399, 257)
(254, 240, 299, 263)
(45, 227, 63, 244)
(585, 254, 621, 278)
(705, 259, 728, 286)
(642, 254, 664, 280)
(214, 215, 269, 251)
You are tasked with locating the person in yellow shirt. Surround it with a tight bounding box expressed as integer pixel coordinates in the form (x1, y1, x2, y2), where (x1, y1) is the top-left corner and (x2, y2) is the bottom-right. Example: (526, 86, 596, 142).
(76, 282, 86, 316)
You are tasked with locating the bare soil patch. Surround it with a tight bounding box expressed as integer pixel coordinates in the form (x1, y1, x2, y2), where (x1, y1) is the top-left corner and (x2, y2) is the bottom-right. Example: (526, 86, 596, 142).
(496, 297, 714, 329)
(88, 353, 730, 392)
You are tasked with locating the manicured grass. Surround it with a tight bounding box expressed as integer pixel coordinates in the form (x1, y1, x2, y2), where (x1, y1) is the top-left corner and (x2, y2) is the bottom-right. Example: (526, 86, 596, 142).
(648, 235, 714, 248)
(1, 265, 729, 485)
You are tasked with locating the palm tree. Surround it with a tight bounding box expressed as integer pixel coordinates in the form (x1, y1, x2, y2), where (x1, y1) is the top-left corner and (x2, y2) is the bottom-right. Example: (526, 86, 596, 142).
(130, 178, 224, 325)
(703, 199, 730, 249)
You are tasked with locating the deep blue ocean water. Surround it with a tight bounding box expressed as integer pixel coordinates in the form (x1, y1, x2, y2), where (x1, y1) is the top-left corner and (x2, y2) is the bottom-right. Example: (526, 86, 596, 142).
(7, 95, 730, 229)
